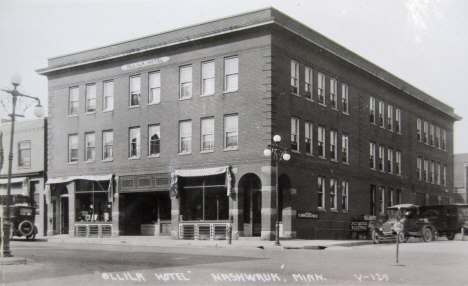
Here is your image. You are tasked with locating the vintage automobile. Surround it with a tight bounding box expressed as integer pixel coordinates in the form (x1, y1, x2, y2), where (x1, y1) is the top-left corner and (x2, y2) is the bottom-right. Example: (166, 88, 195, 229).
(372, 204, 436, 244)
(418, 204, 468, 240)
(6, 205, 38, 240)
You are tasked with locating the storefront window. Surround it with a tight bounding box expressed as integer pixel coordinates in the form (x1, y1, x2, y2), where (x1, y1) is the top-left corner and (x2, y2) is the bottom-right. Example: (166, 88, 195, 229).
(180, 174, 229, 221)
(75, 180, 112, 222)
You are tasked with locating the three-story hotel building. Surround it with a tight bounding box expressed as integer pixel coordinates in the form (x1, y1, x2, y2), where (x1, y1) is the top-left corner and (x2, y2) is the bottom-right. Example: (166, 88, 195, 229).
(37, 8, 460, 240)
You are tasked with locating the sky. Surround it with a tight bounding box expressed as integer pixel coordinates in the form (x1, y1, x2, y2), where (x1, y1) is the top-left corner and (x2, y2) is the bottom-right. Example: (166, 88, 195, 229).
(0, 0, 467, 153)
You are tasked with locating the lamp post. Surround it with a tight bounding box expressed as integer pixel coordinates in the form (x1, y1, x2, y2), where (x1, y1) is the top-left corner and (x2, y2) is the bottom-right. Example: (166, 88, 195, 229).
(264, 135, 290, 246)
(1, 73, 44, 257)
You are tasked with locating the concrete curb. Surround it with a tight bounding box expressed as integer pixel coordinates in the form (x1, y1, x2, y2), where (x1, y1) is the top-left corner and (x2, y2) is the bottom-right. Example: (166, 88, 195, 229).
(0, 256, 27, 265)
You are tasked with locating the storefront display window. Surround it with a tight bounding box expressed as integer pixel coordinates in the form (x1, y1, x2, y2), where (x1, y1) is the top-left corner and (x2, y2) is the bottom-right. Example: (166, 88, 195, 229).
(75, 180, 112, 222)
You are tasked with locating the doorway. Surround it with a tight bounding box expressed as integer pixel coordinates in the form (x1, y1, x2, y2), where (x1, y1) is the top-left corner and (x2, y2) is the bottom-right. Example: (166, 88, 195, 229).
(60, 195, 69, 234)
(241, 174, 262, 237)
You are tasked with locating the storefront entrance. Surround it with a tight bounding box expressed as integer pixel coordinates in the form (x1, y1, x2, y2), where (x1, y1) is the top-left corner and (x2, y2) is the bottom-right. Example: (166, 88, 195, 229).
(241, 174, 262, 237)
(60, 195, 69, 234)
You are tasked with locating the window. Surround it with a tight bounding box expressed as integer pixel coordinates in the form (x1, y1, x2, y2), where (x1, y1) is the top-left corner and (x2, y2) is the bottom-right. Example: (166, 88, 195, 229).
(396, 189, 402, 205)
(424, 159, 429, 182)
(342, 133, 349, 163)
(442, 165, 446, 186)
(318, 72, 325, 105)
(442, 129, 446, 150)
(417, 157, 422, 180)
(149, 125, 161, 156)
(388, 188, 394, 208)
(291, 60, 299, 94)
(318, 126, 326, 158)
(291, 117, 299, 152)
(379, 101, 385, 128)
(435, 127, 441, 149)
(318, 176, 325, 209)
(179, 121, 192, 153)
(387, 105, 393, 131)
(224, 114, 238, 149)
(370, 185, 377, 216)
(417, 118, 422, 141)
(330, 178, 337, 210)
(430, 124, 434, 146)
(330, 78, 337, 109)
(102, 130, 113, 160)
(423, 121, 428, 144)
(370, 142, 376, 169)
(86, 84, 96, 113)
(75, 180, 112, 223)
(396, 150, 402, 175)
(202, 61, 215, 95)
(379, 145, 385, 172)
(130, 75, 141, 106)
(342, 180, 349, 211)
(305, 121, 313, 155)
(201, 117, 214, 151)
(430, 161, 435, 183)
(305, 67, 313, 100)
(129, 127, 141, 158)
(379, 187, 385, 214)
(395, 108, 401, 134)
(68, 134, 78, 163)
(342, 83, 349, 114)
(387, 148, 393, 174)
(330, 129, 337, 160)
(370, 96, 375, 124)
(84, 133, 95, 162)
(225, 56, 238, 92)
(436, 163, 441, 184)
(149, 71, 161, 104)
(180, 66, 192, 99)
(103, 81, 114, 111)
(69, 87, 79, 115)
(18, 141, 31, 167)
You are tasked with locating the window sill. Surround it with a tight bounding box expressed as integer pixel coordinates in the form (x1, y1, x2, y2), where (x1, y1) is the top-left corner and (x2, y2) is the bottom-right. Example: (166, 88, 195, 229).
(318, 208, 326, 212)
(200, 93, 214, 97)
(148, 102, 161, 106)
(85, 160, 95, 164)
(18, 166, 31, 170)
(200, 150, 214, 154)
(179, 96, 192, 101)
(331, 107, 338, 111)
(305, 98, 314, 102)
(223, 90, 238, 95)
(102, 158, 113, 162)
(331, 209, 338, 213)
(102, 109, 114, 113)
(318, 103, 326, 107)
(68, 114, 79, 118)
(342, 112, 349, 116)
(85, 111, 96, 115)
(178, 152, 192, 156)
(223, 147, 238, 152)
(68, 162, 78, 165)
(305, 153, 314, 157)
(371, 168, 377, 171)
(129, 105, 140, 109)
(148, 154, 160, 158)
(370, 122, 376, 126)
(292, 150, 300, 154)
(330, 159, 338, 162)
(292, 92, 300, 97)
(342, 210, 349, 214)
(318, 156, 327, 160)
(343, 161, 350, 165)
(128, 156, 140, 160)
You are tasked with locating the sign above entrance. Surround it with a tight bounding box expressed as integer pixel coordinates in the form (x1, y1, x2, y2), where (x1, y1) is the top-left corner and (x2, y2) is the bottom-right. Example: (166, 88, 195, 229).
(121, 57, 170, 71)
(297, 211, 319, 219)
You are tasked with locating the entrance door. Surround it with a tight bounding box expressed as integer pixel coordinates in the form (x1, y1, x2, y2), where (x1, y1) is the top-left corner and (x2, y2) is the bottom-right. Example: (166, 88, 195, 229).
(60, 196, 69, 234)
(251, 190, 261, 236)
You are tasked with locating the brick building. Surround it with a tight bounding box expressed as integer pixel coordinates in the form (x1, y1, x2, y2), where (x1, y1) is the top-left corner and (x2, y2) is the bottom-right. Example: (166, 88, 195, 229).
(454, 153, 468, 203)
(37, 8, 460, 240)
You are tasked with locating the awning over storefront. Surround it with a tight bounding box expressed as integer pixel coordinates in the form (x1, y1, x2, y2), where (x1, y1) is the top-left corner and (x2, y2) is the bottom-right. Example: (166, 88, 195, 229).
(170, 166, 232, 196)
(0, 177, 28, 196)
(44, 174, 113, 204)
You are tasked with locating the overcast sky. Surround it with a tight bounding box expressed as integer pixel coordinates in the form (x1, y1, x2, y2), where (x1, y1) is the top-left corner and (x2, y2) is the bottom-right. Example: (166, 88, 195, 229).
(1, 0, 467, 153)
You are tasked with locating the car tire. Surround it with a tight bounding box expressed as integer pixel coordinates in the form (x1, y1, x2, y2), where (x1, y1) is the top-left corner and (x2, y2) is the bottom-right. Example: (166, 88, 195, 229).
(18, 220, 34, 237)
(446, 233, 455, 240)
(372, 230, 380, 244)
(398, 232, 407, 243)
(422, 226, 434, 242)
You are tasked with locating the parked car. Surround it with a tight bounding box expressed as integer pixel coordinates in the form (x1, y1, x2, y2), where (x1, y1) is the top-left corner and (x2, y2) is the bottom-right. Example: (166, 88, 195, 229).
(372, 204, 435, 243)
(7, 205, 38, 240)
(418, 204, 468, 240)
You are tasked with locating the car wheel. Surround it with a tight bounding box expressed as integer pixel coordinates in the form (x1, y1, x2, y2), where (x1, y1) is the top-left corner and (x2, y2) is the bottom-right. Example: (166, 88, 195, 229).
(446, 233, 455, 240)
(18, 220, 34, 237)
(372, 230, 380, 244)
(422, 227, 434, 242)
(26, 234, 36, 241)
(398, 232, 407, 243)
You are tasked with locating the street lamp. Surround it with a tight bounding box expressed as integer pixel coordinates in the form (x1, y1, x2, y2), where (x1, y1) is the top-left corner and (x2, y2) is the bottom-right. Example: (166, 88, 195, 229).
(264, 135, 290, 246)
(1, 73, 44, 257)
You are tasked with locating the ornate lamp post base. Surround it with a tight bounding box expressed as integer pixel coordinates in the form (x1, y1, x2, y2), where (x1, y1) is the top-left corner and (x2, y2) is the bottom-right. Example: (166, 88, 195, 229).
(1, 222, 13, 257)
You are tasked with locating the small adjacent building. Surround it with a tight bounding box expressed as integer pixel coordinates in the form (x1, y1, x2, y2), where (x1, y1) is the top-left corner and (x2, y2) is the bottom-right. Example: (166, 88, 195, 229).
(37, 8, 460, 240)
(453, 153, 468, 203)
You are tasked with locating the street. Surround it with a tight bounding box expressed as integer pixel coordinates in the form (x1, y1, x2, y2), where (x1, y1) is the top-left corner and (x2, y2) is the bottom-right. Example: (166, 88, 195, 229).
(1, 238, 467, 286)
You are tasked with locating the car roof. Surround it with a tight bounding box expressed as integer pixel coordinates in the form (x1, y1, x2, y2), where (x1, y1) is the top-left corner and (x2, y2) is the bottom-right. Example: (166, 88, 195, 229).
(387, 204, 419, 210)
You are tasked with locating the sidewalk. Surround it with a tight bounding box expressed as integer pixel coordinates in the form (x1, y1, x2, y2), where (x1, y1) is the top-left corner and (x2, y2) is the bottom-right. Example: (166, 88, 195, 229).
(40, 235, 373, 250)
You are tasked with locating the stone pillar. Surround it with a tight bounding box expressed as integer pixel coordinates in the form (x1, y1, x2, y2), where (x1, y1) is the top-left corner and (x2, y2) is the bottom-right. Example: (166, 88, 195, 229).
(67, 182, 75, 237)
(261, 165, 276, 240)
(46, 198, 54, 236)
(282, 207, 297, 238)
(112, 192, 119, 237)
(170, 196, 180, 239)
(230, 187, 243, 239)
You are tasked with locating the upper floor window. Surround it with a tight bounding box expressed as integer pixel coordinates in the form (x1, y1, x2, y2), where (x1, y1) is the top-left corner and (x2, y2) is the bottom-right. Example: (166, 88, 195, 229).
(417, 157, 422, 180)
(387, 105, 393, 131)
(305, 121, 313, 155)
(442, 129, 446, 150)
(149, 124, 161, 156)
(379, 101, 385, 128)
(224, 114, 238, 149)
(86, 84, 96, 113)
(103, 81, 114, 111)
(202, 61, 215, 96)
(291, 60, 299, 94)
(201, 117, 214, 151)
(436, 163, 441, 185)
(130, 75, 141, 106)
(388, 188, 394, 208)
(69, 87, 79, 115)
(85, 132, 95, 162)
(370, 142, 376, 169)
(318, 126, 326, 158)
(430, 124, 435, 146)
(68, 134, 78, 163)
(417, 118, 422, 141)
(435, 127, 441, 149)
(379, 145, 385, 172)
(430, 161, 435, 183)
(291, 117, 299, 152)
(179, 120, 192, 153)
(225, 56, 238, 92)
(396, 150, 401, 176)
(423, 159, 429, 182)
(370, 96, 375, 124)
(18, 141, 31, 167)
(318, 72, 325, 105)
(423, 121, 428, 144)
(442, 165, 446, 185)
(395, 108, 401, 134)
(129, 127, 141, 158)
(330, 178, 337, 210)
(330, 78, 337, 109)
(330, 129, 337, 160)
(342, 133, 349, 163)
(102, 130, 113, 160)
(387, 148, 393, 174)
(180, 66, 192, 99)
(342, 180, 349, 211)
(318, 176, 325, 209)
(379, 187, 385, 214)
(305, 67, 313, 100)
(342, 84, 349, 114)
(149, 71, 161, 104)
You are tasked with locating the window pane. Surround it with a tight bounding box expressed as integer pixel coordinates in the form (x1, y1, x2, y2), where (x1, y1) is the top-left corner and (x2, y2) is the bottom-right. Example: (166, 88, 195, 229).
(103, 131, 113, 159)
(225, 57, 238, 74)
(103, 81, 114, 110)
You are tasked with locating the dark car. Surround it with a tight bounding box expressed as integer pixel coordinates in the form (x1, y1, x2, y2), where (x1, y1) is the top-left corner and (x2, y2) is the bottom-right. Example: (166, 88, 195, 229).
(5, 205, 38, 240)
(419, 204, 468, 240)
